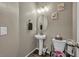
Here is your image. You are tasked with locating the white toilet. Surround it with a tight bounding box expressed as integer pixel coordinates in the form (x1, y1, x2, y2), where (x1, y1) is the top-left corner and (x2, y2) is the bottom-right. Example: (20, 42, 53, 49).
(52, 39, 66, 56)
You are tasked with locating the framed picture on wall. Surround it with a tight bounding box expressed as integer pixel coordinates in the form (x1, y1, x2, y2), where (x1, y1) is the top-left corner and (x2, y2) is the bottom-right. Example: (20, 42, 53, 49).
(57, 3, 64, 12)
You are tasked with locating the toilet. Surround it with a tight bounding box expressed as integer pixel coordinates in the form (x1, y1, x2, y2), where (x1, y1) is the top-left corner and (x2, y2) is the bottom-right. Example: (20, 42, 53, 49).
(52, 39, 66, 57)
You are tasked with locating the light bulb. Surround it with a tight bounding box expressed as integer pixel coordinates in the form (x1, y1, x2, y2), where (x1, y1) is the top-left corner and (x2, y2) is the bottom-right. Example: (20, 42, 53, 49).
(37, 9, 41, 14)
(32, 10, 36, 14)
(44, 7, 49, 12)
(40, 8, 45, 12)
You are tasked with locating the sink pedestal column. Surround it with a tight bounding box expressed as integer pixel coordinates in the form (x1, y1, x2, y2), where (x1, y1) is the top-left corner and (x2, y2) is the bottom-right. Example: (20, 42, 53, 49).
(39, 39, 43, 55)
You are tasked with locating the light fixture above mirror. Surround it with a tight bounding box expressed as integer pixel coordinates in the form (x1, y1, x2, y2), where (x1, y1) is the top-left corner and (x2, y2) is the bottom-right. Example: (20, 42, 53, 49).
(32, 6, 49, 14)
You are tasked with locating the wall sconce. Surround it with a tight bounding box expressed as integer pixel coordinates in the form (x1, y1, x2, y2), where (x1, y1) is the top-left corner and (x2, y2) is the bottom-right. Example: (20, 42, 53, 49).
(44, 7, 49, 12)
(37, 9, 42, 14)
(37, 6, 49, 14)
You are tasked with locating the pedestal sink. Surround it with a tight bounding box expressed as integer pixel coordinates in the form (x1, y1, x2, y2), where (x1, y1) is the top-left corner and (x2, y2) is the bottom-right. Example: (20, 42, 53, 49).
(35, 34, 46, 55)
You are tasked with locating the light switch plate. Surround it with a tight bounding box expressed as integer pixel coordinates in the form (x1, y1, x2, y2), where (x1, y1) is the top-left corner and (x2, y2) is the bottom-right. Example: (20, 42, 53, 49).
(0, 27, 7, 36)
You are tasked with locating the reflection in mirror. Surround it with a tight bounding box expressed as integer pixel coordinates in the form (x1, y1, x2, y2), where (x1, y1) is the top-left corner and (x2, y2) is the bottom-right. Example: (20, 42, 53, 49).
(37, 14, 48, 34)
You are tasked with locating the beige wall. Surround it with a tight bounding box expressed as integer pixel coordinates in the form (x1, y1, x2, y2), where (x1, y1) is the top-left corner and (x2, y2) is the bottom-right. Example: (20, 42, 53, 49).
(0, 3, 19, 57)
(18, 2, 37, 57)
(36, 2, 73, 51)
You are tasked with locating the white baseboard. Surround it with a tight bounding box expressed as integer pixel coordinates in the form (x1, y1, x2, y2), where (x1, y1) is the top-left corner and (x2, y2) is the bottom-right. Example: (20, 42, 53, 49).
(25, 48, 38, 57)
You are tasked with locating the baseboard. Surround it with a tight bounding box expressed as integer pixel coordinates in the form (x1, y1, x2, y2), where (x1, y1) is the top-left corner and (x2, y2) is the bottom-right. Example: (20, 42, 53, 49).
(25, 48, 38, 57)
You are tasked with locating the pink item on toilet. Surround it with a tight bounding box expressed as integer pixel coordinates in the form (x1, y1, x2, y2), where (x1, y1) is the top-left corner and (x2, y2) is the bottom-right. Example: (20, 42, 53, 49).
(54, 51, 64, 57)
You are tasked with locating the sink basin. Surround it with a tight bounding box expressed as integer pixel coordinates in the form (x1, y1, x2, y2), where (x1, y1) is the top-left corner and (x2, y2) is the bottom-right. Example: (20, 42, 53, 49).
(35, 34, 46, 40)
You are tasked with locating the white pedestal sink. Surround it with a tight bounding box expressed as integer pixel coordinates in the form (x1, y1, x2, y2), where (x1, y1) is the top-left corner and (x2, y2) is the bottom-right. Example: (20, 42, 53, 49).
(35, 34, 46, 55)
